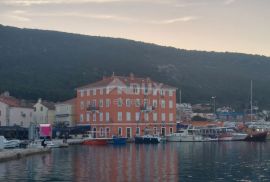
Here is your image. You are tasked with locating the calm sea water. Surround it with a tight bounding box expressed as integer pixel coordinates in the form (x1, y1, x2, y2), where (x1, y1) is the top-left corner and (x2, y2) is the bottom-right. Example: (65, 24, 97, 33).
(0, 142, 270, 182)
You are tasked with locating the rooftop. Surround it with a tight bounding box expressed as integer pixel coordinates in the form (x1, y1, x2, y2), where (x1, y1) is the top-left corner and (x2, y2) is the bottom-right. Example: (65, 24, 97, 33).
(77, 74, 176, 90)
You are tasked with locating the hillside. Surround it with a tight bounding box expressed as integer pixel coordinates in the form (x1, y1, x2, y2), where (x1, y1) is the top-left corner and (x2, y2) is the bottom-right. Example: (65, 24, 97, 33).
(0, 24, 270, 110)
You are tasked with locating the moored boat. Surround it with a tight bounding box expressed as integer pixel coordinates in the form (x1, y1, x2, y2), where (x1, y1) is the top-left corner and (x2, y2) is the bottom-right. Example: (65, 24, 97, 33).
(244, 131, 267, 141)
(82, 131, 109, 145)
(111, 136, 127, 145)
(135, 135, 161, 144)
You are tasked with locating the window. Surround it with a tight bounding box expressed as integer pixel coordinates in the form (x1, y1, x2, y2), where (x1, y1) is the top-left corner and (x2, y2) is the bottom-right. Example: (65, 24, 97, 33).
(153, 89, 157, 96)
(153, 127, 157, 135)
(118, 98, 123, 107)
(99, 112, 103, 122)
(169, 127, 173, 134)
(106, 87, 110, 94)
(126, 112, 131, 121)
(100, 127, 104, 136)
(126, 99, 131, 107)
(92, 100, 96, 107)
(80, 90, 84, 97)
(169, 113, 174, 121)
(86, 113, 90, 122)
(117, 87, 122, 95)
(126, 127, 132, 138)
(100, 88, 103, 95)
(169, 90, 173, 96)
(144, 87, 148, 95)
(106, 112, 110, 122)
(99, 100, 103, 107)
(80, 114, 84, 122)
(160, 89, 164, 96)
(169, 100, 173, 109)
(133, 84, 139, 94)
(93, 89, 96, 95)
(135, 99, 140, 107)
(87, 89, 90, 96)
(144, 99, 148, 107)
(162, 113, 166, 121)
(87, 100, 90, 107)
(161, 100, 165, 108)
(40, 106, 43, 111)
(80, 101, 84, 109)
(144, 113, 149, 121)
(135, 112, 140, 121)
(106, 99, 110, 107)
(136, 127, 140, 135)
(118, 127, 122, 136)
(153, 100, 157, 108)
(118, 112, 122, 121)
(153, 113, 157, 121)
(106, 127, 110, 137)
(93, 113, 96, 121)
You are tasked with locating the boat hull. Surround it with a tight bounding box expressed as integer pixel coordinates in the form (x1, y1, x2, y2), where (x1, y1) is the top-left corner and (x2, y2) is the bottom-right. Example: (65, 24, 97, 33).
(112, 137, 127, 145)
(135, 136, 160, 144)
(83, 139, 108, 145)
(244, 131, 267, 141)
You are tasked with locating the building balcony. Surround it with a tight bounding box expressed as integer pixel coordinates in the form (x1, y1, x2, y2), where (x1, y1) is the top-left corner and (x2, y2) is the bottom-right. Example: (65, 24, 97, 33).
(86, 105, 100, 112)
(140, 105, 155, 112)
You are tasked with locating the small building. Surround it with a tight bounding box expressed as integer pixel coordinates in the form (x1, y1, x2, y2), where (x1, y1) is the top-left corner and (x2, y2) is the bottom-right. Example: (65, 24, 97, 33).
(76, 74, 177, 138)
(33, 98, 55, 124)
(55, 98, 76, 126)
(0, 92, 34, 127)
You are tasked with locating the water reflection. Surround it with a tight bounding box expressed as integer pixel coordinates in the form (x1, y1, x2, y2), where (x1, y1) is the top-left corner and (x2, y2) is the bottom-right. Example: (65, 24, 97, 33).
(0, 142, 270, 181)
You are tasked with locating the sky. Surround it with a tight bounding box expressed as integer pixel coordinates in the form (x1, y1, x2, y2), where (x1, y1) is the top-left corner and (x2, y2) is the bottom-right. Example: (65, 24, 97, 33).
(0, 0, 269, 56)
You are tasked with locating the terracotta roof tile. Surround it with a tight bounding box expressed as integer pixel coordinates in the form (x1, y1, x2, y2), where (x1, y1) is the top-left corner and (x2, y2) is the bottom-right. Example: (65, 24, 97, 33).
(77, 75, 176, 89)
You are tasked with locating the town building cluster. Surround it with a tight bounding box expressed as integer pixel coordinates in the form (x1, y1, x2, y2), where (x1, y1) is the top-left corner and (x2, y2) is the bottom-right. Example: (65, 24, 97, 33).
(0, 74, 177, 138)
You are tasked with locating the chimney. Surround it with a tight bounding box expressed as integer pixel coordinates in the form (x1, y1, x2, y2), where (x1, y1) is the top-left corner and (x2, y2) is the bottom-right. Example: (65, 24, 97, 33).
(38, 98, 42, 103)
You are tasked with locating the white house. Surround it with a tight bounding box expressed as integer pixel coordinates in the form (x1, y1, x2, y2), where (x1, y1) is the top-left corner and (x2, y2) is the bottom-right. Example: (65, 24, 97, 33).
(55, 98, 76, 126)
(33, 99, 55, 124)
(0, 92, 34, 127)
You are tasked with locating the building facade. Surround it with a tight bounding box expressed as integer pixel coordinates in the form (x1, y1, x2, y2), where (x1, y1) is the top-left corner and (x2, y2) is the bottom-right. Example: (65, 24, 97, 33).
(76, 74, 177, 138)
(55, 98, 76, 126)
(33, 99, 55, 124)
(0, 92, 34, 127)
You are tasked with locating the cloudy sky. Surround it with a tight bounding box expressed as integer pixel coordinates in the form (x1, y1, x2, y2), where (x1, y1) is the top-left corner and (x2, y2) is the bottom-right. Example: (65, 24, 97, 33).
(0, 0, 269, 56)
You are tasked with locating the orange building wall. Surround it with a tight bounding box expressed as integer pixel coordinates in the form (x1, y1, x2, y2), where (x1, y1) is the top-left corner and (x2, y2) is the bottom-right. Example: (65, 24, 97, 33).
(76, 76, 177, 137)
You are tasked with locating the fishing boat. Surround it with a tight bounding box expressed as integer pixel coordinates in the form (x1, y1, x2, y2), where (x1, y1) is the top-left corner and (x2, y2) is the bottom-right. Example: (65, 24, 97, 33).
(244, 131, 268, 141)
(82, 131, 109, 145)
(111, 136, 127, 145)
(135, 135, 161, 144)
(166, 125, 207, 142)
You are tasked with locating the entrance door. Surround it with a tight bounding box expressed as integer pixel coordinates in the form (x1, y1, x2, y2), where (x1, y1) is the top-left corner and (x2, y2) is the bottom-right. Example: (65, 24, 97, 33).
(126, 127, 132, 138)
(161, 127, 166, 136)
(93, 128, 96, 138)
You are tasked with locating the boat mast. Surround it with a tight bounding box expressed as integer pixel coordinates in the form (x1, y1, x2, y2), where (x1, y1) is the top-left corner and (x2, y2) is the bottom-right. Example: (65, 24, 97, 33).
(250, 80, 253, 122)
(179, 89, 182, 122)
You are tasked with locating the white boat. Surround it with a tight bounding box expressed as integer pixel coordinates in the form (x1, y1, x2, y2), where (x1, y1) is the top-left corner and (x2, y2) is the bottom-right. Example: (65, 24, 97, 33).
(166, 125, 208, 142)
(0, 136, 20, 148)
(28, 139, 68, 148)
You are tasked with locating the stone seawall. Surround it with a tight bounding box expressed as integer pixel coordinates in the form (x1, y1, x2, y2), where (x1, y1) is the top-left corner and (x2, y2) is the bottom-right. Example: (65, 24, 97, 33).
(0, 148, 51, 162)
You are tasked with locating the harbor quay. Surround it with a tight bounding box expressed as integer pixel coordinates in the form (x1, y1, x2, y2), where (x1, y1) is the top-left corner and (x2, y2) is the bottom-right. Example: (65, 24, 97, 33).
(0, 148, 51, 162)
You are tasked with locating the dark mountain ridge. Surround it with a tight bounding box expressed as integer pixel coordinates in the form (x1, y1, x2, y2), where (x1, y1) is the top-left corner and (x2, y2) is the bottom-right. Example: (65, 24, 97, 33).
(0, 24, 270, 110)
